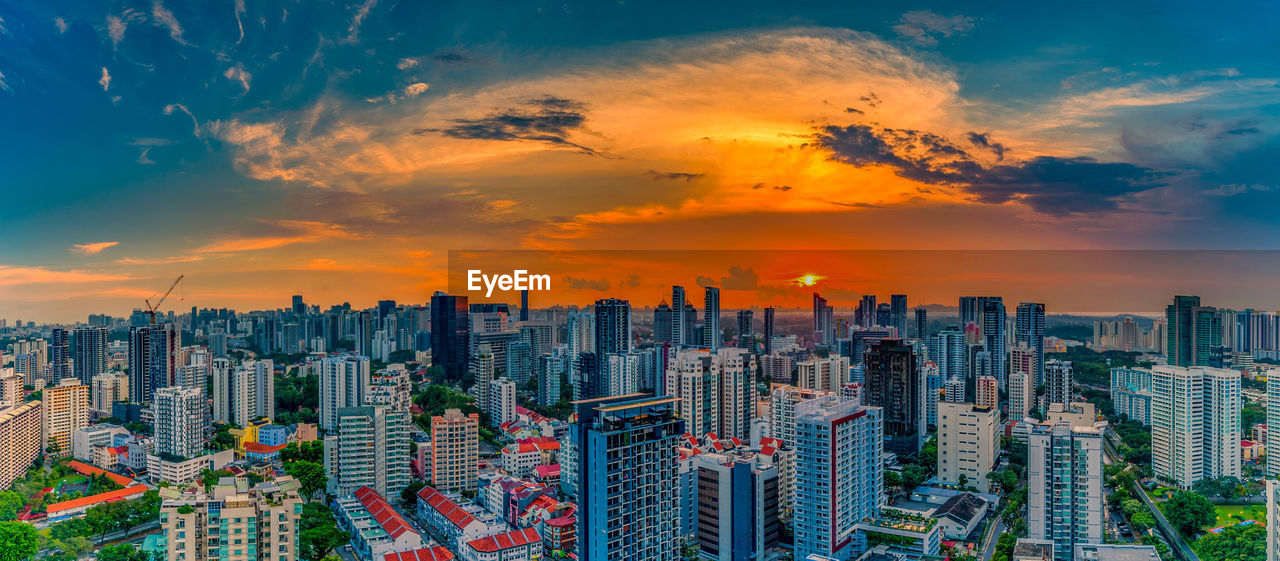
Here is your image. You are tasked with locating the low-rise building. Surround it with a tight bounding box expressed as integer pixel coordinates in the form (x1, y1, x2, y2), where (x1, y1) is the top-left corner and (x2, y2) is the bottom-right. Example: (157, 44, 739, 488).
(334, 486, 427, 560)
(148, 449, 235, 485)
(460, 527, 543, 561)
(416, 486, 509, 551)
(930, 492, 988, 540)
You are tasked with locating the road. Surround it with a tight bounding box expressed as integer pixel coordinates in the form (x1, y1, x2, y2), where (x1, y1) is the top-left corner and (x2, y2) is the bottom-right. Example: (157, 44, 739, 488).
(980, 516, 1007, 561)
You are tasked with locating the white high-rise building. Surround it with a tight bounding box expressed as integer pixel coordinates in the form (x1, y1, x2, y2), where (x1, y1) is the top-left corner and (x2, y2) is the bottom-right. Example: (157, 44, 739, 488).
(320, 355, 370, 431)
(488, 378, 517, 426)
(667, 348, 755, 439)
(324, 405, 412, 500)
(0, 373, 23, 410)
(605, 352, 640, 397)
(936, 401, 999, 493)
(1028, 421, 1104, 561)
(1266, 479, 1280, 561)
(1267, 369, 1280, 477)
(211, 358, 233, 424)
(792, 396, 883, 561)
(769, 385, 830, 445)
(1046, 359, 1073, 405)
(154, 385, 207, 460)
(90, 371, 129, 412)
(42, 379, 90, 457)
(797, 356, 851, 394)
(471, 345, 495, 420)
(227, 360, 275, 427)
(1150, 365, 1241, 488)
(1008, 371, 1034, 421)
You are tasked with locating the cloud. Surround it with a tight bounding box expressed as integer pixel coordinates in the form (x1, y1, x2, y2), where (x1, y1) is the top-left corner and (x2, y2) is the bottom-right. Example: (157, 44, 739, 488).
(1205, 183, 1275, 197)
(117, 255, 205, 265)
(151, 1, 187, 45)
(233, 0, 245, 44)
(403, 82, 429, 98)
(98, 67, 111, 92)
(646, 170, 704, 182)
(564, 276, 610, 290)
(195, 220, 359, 253)
(812, 123, 1167, 214)
(106, 9, 145, 49)
(719, 265, 760, 290)
(893, 10, 976, 46)
(223, 64, 252, 93)
(412, 96, 596, 154)
(396, 57, 419, 70)
(163, 103, 200, 137)
(0, 266, 130, 286)
(966, 132, 1007, 161)
(695, 275, 717, 287)
(137, 147, 155, 164)
(345, 0, 377, 43)
(54, 17, 67, 34)
(70, 241, 119, 255)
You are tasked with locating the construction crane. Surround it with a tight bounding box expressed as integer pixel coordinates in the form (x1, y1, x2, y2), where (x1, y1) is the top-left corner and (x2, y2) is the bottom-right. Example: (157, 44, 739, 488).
(145, 274, 184, 324)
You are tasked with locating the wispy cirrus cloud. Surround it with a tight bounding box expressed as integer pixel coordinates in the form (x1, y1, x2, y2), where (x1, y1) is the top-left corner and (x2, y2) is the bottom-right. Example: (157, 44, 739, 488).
(893, 10, 976, 46)
(0, 265, 130, 286)
(70, 241, 119, 255)
(195, 220, 359, 253)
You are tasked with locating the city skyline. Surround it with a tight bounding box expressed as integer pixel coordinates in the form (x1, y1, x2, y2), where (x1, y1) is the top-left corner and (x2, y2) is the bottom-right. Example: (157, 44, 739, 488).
(2, 1, 1279, 320)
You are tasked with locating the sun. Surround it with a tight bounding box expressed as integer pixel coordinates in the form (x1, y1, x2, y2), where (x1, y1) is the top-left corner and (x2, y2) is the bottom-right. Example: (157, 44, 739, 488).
(794, 273, 824, 287)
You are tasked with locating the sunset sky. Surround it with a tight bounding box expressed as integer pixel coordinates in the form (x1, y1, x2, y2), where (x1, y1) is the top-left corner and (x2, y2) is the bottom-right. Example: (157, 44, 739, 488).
(2, 1, 1279, 321)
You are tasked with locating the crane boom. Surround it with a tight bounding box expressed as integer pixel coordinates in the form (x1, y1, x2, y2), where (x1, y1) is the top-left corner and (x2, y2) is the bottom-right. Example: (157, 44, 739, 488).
(145, 274, 184, 324)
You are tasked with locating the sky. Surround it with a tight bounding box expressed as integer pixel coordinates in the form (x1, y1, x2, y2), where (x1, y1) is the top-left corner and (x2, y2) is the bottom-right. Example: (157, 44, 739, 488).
(1, 1, 1279, 321)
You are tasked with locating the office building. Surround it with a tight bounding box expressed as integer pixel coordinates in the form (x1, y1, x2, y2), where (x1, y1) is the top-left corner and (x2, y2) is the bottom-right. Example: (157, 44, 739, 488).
(320, 355, 370, 431)
(1015, 303, 1046, 384)
(695, 452, 781, 561)
(814, 293, 834, 347)
(431, 292, 471, 381)
(737, 310, 754, 349)
(160, 479, 302, 561)
(936, 401, 999, 493)
(1166, 295, 1224, 367)
(863, 339, 924, 455)
(90, 371, 129, 412)
(889, 295, 908, 337)
(974, 376, 997, 410)
(654, 301, 674, 345)
(325, 405, 412, 500)
(42, 379, 90, 458)
(1008, 371, 1034, 422)
(915, 308, 928, 340)
(128, 323, 177, 403)
(154, 385, 207, 460)
(701, 287, 723, 350)
(792, 396, 883, 560)
(431, 408, 479, 492)
(1046, 360, 1072, 405)
(0, 401, 42, 490)
(673, 286, 688, 349)
(981, 299, 1007, 387)
(73, 326, 107, 385)
(595, 298, 632, 356)
(1028, 422, 1104, 561)
(573, 394, 684, 561)
(764, 307, 775, 355)
(1151, 365, 1241, 488)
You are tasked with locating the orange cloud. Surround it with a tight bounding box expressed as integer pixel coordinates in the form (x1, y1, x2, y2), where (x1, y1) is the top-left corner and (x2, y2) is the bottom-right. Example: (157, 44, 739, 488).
(195, 220, 359, 253)
(70, 241, 120, 255)
(0, 266, 131, 286)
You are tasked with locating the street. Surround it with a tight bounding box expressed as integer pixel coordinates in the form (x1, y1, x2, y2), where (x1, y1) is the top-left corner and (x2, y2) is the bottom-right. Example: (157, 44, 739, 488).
(980, 516, 1007, 561)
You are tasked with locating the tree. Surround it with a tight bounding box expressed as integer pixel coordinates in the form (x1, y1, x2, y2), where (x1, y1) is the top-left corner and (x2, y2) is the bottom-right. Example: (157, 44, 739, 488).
(96, 544, 151, 561)
(1121, 499, 1144, 517)
(0, 491, 24, 521)
(884, 471, 904, 494)
(0, 521, 38, 561)
(1130, 511, 1155, 533)
(282, 441, 324, 463)
(1194, 522, 1265, 561)
(401, 481, 426, 505)
(902, 465, 928, 489)
(285, 461, 328, 499)
(299, 502, 349, 561)
(988, 470, 1018, 494)
(1165, 490, 1216, 536)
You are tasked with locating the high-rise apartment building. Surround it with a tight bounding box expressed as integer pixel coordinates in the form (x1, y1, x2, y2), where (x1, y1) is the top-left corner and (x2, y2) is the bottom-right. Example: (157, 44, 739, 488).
(974, 376, 997, 410)
(1046, 359, 1073, 405)
(704, 287, 722, 350)
(0, 401, 42, 490)
(792, 396, 883, 560)
(737, 309, 754, 350)
(488, 378, 516, 425)
(654, 301, 674, 345)
(668, 348, 755, 439)
(594, 298, 632, 356)
(472, 345, 496, 418)
(936, 401, 999, 492)
(1015, 303, 1046, 384)
(90, 371, 129, 411)
(1150, 365, 1241, 488)
(431, 408, 479, 492)
(890, 295, 908, 337)
(928, 327, 966, 382)
(42, 379, 90, 457)
(320, 355, 370, 431)
(1008, 371, 1034, 421)
(798, 356, 851, 394)
(764, 307, 775, 356)
(1165, 295, 1224, 367)
(1028, 422, 1104, 561)
(981, 298, 1007, 387)
(49, 328, 71, 382)
(154, 385, 207, 460)
(430, 292, 470, 381)
(695, 452, 781, 561)
(73, 326, 107, 385)
(573, 394, 684, 561)
(129, 323, 177, 403)
(1111, 367, 1154, 426)
(160, 480, 302, 561)
(325, 405, 412, 500)
(915, 308, 928, 340)
(863, 338, 924, 455)
(0, 374, 24, 409)
(813, 293, 834, 346)
(672, 285, 688, 348)
(1268, 369, 1280, 477)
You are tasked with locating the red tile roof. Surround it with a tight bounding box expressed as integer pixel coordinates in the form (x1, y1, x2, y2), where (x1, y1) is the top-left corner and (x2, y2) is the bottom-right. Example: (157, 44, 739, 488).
(533, 464, 560, 478)
(417, 486, 476, 529)
(244, 442, 287, 454)
(382, 547, 455, 561)
(46, 484, 148, 514)
(466, 527, 541, 552)
(67, 460, 135, 487)
(355, 486, 418, 540)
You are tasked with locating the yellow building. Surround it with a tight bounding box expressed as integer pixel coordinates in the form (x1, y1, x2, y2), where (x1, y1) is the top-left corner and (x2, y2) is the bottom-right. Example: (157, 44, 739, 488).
(42, 379, 90, 458)
(0, 401, 42, 490)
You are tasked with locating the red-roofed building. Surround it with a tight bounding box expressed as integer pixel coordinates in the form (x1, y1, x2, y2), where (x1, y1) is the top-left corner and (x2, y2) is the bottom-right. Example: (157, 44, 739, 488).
(417, 485, 509, 550)
(531, 464, 560, 490)
(500, 440, 561, 478)
(461, 527, 542, 561)
(45, 484, 149, 520)
(541, 506, 576, 558)
(334, 487, 427, 560)
(244, 441, 287, 464)
(384, 547, 455, 561)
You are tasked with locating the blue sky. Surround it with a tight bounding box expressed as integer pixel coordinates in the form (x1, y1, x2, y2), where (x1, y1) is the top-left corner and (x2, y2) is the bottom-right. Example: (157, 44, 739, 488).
(1, 0, 1278, 320)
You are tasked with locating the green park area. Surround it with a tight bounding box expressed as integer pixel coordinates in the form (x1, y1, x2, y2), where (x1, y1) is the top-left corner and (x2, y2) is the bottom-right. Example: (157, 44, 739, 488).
(1210, 504, 1265, 529)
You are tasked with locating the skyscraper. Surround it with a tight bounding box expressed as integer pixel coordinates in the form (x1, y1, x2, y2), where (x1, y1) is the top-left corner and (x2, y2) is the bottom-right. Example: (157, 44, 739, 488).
(1150, 365, 1241, 488)
(1028, 422, 1104, 561)
(128, 323, 177, 403)
(981, 298, 1007, 387)
(654, 300, 673, 345)
(1015, 302, 1046, 384)
(1166, 295, 1200, 367)
(42, 379, 89, 457)
(594, 298, 632, 355)
(49, 328, 71, 382)
(292, 294, 306, 315)
(813, 293, 834, 346)
(695, 453, 780, 561)
(792, 396, 883, 560)
(704, 286, 722, 350)
(974, 376, 997, 410)
(355, 310, 374, 357)
(430, 408, 479, 492)
(1046, 359, 1073, 405)
(430, 292, 470, 381)
(737, 309, 754, 349)
(890, 294, 908, 337)
(520, 289, 530, 322)
(573, 394, 684, 561)
(928, 327, 967, 382)
(914, 308, 927, 340)
(154, 385, 207, 460)
(320, 355, 370, 431)
(1008, 371, 1034, 421)
(1268, 369, 1280, 477)
(72, 326, 107, 385)
(863, 338, 924, 455)
(764, 307, 775, 355)
(672, 285, 688, 348)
